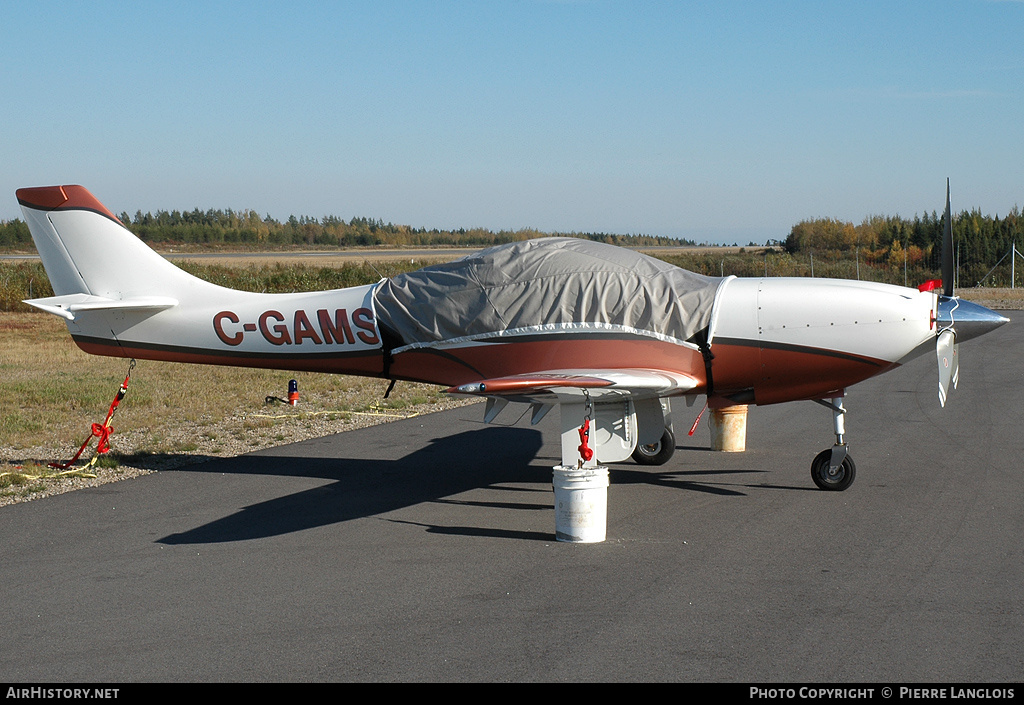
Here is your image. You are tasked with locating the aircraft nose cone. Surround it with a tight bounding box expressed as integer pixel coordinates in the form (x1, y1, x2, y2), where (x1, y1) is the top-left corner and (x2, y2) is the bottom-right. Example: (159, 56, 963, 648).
(936, 296, 1010, 343)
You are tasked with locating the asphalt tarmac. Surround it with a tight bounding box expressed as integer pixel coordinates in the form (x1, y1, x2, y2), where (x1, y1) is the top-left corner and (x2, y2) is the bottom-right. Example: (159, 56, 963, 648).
(1, 313, 1021, 683)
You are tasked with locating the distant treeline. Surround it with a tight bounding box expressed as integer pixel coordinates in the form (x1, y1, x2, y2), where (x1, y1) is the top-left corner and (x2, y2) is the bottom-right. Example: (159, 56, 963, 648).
(5, 203, 1024, 300)
(0, 208, 690, 250)
(785, 208, 1024, 287)
(0, 258, 434, 313)
(3, 238, 1023, 314)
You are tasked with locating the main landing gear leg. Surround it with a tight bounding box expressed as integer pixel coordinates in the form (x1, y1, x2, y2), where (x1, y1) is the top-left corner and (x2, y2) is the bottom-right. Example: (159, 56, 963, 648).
(810, 396, 856, 491)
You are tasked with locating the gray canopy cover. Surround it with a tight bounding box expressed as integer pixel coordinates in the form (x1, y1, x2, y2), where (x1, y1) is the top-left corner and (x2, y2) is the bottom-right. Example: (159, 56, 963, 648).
(373, 237, 724, 349)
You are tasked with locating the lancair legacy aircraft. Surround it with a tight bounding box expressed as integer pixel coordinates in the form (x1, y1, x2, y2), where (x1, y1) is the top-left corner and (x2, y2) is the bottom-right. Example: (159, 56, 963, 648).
(17, 184, 1008, 491)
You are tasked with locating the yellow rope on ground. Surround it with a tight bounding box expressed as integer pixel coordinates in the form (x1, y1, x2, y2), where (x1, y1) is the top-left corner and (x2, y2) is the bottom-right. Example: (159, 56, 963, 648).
(0, 467, 98, 482)
(253, 406, 419, 420)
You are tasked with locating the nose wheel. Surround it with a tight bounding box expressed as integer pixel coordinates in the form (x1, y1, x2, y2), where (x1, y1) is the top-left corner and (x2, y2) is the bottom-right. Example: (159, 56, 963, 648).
(811, 448, 856, 491)
(811, 396, 855, 491)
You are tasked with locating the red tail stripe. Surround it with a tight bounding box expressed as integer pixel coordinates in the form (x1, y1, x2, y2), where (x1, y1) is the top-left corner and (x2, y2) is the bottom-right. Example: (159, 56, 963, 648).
(16, 184, 122, 224)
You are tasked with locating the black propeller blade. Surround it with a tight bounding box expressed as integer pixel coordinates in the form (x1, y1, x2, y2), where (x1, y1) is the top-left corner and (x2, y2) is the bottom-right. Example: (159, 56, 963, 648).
(942, 178, 954, 297)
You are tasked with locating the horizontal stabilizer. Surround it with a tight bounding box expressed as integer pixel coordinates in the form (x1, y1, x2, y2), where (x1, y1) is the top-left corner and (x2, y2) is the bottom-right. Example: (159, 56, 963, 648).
(24, 293, 178, 321)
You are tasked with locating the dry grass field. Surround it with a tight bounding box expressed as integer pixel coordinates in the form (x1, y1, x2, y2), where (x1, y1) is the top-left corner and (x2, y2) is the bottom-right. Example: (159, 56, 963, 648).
(955, 286, 1024, 310)
(0, 312, 475, 505)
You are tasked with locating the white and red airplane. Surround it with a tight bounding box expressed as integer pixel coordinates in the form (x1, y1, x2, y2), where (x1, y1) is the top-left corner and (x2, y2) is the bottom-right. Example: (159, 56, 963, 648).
(16, 184, 1008, 491)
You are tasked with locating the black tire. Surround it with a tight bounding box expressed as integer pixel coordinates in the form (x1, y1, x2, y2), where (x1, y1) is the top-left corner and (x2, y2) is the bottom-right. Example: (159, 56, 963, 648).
(810, 448, 856, 491)
(632, 427, 676, 466)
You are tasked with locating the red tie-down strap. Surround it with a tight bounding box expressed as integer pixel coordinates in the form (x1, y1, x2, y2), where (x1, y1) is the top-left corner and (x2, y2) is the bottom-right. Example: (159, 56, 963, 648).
(688, 402, 708, 436)
(50, 360, 135, 470)
(577, 418, 594, 462)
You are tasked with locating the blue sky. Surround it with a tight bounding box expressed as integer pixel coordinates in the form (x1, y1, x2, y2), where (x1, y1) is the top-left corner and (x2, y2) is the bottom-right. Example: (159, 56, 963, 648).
(2, 1, 1023, 243)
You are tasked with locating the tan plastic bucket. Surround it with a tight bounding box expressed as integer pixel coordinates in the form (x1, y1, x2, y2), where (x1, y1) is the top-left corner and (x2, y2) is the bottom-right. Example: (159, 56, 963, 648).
(710, 405, 748, 452)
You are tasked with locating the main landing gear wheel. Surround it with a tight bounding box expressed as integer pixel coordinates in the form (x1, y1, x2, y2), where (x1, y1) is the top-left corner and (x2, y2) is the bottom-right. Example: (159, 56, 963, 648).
(632, 427, 676, 466)
(810, 449, 856, 491)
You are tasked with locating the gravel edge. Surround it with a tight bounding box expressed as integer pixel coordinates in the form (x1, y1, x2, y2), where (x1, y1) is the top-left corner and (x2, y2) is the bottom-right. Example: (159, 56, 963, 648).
(1, 397, 479, 508)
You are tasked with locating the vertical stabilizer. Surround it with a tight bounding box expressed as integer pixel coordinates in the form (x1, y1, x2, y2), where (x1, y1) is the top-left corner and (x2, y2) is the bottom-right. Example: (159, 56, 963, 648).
(16, 185, 210, 301)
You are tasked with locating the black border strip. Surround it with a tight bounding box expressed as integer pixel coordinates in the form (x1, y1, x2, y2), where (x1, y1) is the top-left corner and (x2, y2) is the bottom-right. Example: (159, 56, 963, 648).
(72, 334, 380, 363)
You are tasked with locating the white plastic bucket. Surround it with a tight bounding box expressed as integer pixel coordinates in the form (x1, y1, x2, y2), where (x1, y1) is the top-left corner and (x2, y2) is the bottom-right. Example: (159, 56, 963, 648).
(552, 465, 609, 543)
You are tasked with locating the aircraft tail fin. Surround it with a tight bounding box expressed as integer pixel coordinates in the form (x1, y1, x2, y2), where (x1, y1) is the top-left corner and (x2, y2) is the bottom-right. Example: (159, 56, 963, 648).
(16, 185, 210, 307)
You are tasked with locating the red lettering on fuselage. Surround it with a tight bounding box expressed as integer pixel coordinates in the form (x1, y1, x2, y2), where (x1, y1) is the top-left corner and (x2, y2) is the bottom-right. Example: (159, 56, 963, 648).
(213, 310, 243, 346)
(212, 308, 379, 348)
(318, 308, 355, 344)
(293, 310, 323, 345)
(352, 308, 380, 345)
(259, 310, 291, 345)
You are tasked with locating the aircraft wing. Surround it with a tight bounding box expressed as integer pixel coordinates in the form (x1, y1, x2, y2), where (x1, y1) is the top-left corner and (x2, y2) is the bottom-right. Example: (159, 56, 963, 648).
(447, 368, 699, 403)
(448, 368, 698, 453)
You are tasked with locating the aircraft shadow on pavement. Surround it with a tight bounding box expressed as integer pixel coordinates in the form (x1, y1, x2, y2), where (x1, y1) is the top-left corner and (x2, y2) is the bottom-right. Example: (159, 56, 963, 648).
(158, 425, 548, 545)
(609, 466, 761, 496)
(155, 419, 777, 545)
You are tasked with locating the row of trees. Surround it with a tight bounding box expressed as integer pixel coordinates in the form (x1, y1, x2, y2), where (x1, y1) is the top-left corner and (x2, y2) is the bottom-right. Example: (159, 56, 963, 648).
(0, 208, 690, 249)
(784, 208, 1024, 287)
(0, 219, 29, 248)
(4, 202, 1022, 285)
